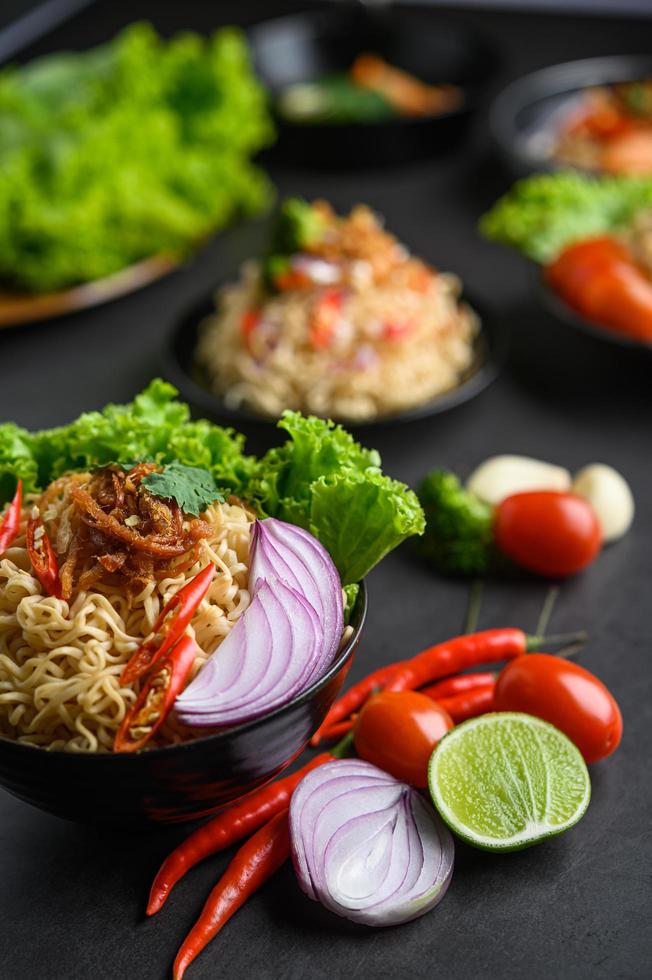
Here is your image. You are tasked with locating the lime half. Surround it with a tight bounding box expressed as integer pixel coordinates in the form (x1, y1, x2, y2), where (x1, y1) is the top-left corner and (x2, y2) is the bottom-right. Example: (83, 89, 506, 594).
(428, 712, 591, 851)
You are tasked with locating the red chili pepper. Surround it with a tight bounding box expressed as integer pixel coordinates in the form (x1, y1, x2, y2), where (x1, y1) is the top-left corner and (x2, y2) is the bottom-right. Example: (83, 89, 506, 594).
(309, 288, 342, 350)
(275, 269, 312, 290)
(26, 515, 62, 598)
(120, 564, 215, 685)
(240, 308, 260, 347)
(314, 628, 585, 737)
(382, 320, 413, 341)
(420, 671, 497, 701)
(0, 480, 22, 555)
(173, 809, 291, 980)
(147, 752, 333, 915)
(434, 683, 496, 723)
(114, 635, 198, 753)
(384, 629, 533, 693)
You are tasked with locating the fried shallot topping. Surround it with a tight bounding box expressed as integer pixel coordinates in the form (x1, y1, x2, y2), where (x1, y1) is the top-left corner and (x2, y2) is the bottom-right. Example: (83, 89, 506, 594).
(38, 464, 212, 600)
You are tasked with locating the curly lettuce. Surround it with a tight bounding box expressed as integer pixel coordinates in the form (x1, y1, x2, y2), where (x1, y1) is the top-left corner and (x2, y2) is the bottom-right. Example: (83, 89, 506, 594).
(249, 412, 425, 584)
(0, 23, 274, 292)
(0, 387, 424, 585)
(480, 171, 652, 264)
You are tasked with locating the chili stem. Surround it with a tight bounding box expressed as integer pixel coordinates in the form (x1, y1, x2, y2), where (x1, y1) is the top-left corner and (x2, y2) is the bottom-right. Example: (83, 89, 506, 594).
(526, 629, 588, 651)
(330, 729, 355, 759)
(535, 585, 560, 638)
(464, 579, 484, 634)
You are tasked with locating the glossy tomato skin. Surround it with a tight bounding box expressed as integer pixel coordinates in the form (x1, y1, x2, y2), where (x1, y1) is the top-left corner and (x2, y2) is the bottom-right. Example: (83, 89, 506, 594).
(354, 691, 453, 788)
(495, 491, 602, 577)
(494, 654, 622, 763)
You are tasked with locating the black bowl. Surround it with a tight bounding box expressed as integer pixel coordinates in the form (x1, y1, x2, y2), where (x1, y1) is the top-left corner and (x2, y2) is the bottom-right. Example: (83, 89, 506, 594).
(490, 54, 652, 177)
(530, 266, 652, 352)
(160, 290, 507, 431)
(0, 585, 366, 827)
(250, 6, 498, 169)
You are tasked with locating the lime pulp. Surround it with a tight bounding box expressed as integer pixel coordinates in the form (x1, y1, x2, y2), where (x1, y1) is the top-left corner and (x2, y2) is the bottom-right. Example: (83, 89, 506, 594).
(428, 712, 591, 851)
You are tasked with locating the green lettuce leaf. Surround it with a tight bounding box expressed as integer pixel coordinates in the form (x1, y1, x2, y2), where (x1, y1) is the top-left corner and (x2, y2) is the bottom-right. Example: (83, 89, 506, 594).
(0, 23, 274, 293)
(249, 412, 425, 584)
(480, 171, 652, 263)
(0, 388, 425, 585)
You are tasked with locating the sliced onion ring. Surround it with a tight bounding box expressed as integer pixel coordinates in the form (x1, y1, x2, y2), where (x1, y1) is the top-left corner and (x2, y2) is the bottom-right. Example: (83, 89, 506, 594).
(175, 518, 345, 729)
(289, 759, 454, 926)
(175, 578, 323, 728)
(250, 517, 343, 674)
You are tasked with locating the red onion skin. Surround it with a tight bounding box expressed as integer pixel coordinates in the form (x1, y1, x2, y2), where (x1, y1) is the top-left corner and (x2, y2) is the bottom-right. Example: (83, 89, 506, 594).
(289, 759, 454, 927)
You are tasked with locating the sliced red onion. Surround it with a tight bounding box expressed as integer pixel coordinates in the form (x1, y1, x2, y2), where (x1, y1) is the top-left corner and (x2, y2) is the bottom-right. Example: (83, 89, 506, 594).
(292, 254, 341, 285)
(175, 518, 345, 728)
(175, 578, 324, 727)
(290, 759, 454, 927)
(250, 518, 343, 675)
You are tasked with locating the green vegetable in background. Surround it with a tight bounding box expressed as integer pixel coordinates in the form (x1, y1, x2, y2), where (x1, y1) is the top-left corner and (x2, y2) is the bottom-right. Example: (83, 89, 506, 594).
(0, 382, 424, 585)
(278, 76, 394, 125)
(0, 23, 274, 292)
(479, 171, 652, 264)
(248, 412, 425, 584)
(263, 198, 328, 290)
(417, 469, 495, 575)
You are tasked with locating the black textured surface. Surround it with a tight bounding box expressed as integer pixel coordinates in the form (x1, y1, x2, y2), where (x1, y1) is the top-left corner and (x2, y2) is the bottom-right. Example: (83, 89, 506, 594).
(0, 3, 651, 979)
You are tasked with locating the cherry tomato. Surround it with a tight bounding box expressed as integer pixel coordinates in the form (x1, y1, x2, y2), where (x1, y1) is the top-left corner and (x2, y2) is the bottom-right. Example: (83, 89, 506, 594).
(495, 491, 602, 578)
(353, 690, 453, 788)
(494, 654, 622, 763)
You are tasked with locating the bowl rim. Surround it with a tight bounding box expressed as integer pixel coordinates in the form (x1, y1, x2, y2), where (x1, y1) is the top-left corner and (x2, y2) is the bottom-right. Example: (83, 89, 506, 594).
(161, 287, 508, 430)
(530, 265, 652, 351)
(490, 53, 652, 171)
(0, 580, 368, 763)
(248, 7, 498, 129)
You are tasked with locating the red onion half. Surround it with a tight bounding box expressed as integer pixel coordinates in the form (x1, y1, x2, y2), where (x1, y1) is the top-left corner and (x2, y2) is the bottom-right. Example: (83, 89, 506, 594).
(175, 518, 344, 728)
(289, 759, 454, 927)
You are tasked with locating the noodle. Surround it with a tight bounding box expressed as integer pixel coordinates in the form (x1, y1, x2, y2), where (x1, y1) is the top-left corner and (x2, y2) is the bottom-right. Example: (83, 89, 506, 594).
(0, 498, 253, 753)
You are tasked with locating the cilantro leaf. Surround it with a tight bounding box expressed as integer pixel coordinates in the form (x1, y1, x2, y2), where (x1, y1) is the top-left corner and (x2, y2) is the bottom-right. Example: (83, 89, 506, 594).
(141, 462, 224, 516)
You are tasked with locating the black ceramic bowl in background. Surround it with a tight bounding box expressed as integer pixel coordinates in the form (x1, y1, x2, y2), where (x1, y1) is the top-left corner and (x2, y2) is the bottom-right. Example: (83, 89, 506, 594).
(530, 266, 652, 352)
(490, 54, 652, 177)
(161, 290, 507, 432)
(250, 6, 499, 169)
(0, 585, 366, 828)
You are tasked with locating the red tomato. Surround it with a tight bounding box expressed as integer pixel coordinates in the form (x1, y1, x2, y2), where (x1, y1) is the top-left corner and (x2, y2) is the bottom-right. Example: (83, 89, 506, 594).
(494, 491, 602, 577)
(353, 690, 453, 787)
(545, 237, 652, 342)
(494, 654, 623, 763)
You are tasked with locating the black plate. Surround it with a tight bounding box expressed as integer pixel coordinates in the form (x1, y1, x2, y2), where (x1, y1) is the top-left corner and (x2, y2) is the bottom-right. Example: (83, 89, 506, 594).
(0, 585, 366, 828)
(250, 7, 499, 169)
(161, 287, 507, 431)
(490, 54, 652, 177)
(530, 265, 652, 352)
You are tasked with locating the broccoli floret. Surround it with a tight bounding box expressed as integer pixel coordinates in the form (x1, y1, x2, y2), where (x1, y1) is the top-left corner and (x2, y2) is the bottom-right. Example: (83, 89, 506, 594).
(262, 198, 329, 290)
(417, 469, 495, 575)
(271, 198, 327, 254)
